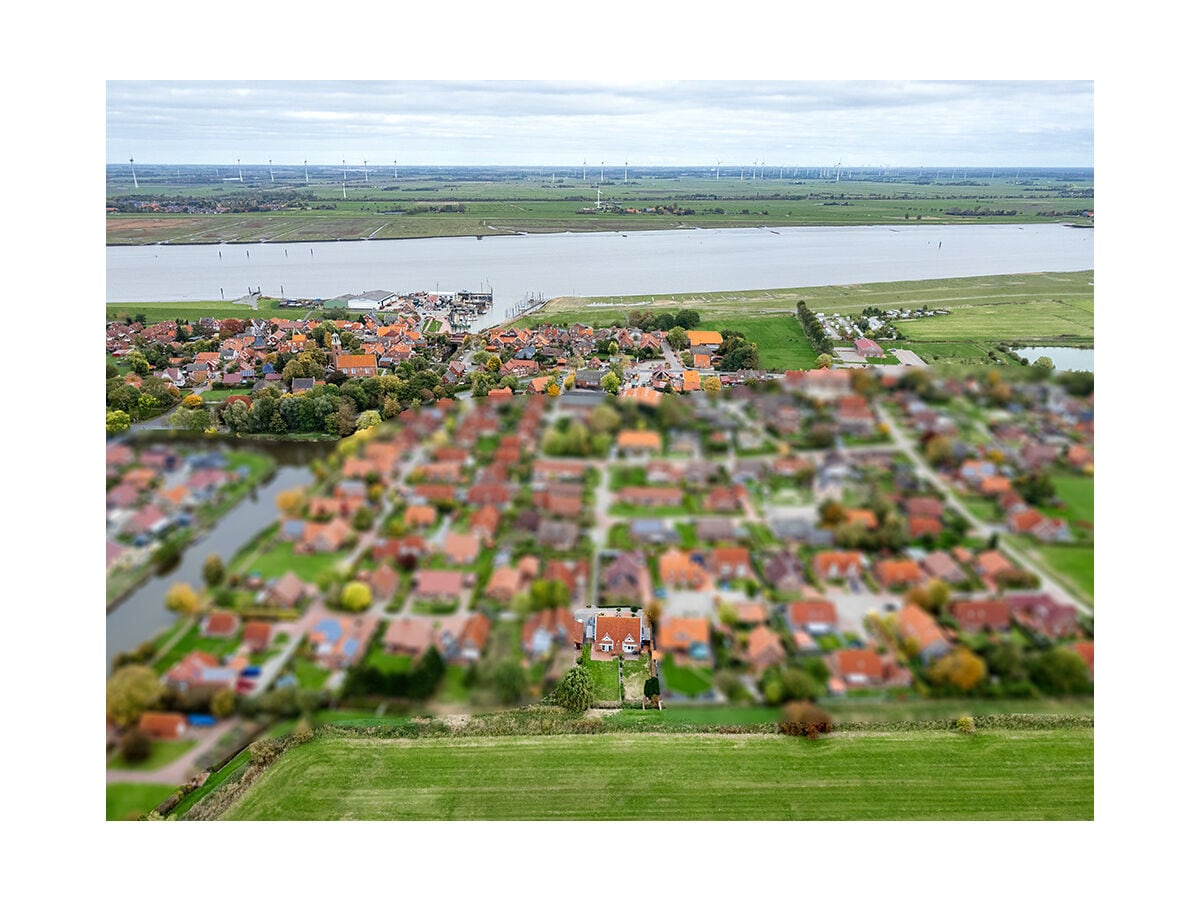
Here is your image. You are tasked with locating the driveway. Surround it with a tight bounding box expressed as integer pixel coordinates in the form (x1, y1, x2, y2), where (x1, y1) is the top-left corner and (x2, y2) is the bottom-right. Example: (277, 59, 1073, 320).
(106, 716, 242, 786)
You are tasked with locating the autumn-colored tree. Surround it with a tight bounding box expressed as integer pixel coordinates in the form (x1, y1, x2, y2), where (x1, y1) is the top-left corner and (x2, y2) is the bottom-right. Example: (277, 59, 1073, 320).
(779, 701, 834, 739)
(182, 394, 204, 408)
(924, 435, 954, 466)
(210, 688, 238, 718)
(816, 353, 834, 369)
(340, 581, 372, 612)
(928, 647, 988, 692)
(106, 665, 162, 728)
(275, 487, 306, 516)
(703, 376, 721, 396)
(202, 554, 226, 589)
(165, 583, 201, 616)
(546, 381, 561, 397)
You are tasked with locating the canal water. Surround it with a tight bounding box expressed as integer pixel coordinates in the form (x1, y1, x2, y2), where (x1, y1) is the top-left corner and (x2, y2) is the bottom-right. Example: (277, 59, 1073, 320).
(106, 437, 333, 675)
(107, 223, 1094, 331)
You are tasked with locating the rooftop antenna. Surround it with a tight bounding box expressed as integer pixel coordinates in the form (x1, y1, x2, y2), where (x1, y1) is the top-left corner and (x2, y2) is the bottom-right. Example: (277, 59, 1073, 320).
(269, 159, 274, 183)
(238, 158, 243, 183)
(304, 159, 309, 184)
(129, 157, 138, 189)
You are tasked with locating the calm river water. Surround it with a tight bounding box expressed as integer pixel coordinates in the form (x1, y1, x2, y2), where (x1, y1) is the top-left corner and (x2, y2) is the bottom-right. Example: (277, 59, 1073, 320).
(106, 438, 333, 675)
(107, 223, 1094, 330)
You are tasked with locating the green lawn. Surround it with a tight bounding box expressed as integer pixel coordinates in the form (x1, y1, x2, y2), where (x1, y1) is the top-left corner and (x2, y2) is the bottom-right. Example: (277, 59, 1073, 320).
(364, 647, 413, 675)
(582, 646, 621, 702)
(1031, 544, 1095, 603)
(659, 655, 714, 697)
(613, 706, 784, 726)
(703, 314, 819, 371)
(435, 666, 472, 704)
(107, 782, 178, 821)
(108, 739, 198, 771)
(153, 622, 242, 675)
(105, 300, 311, 323)
(1048, 475, 1094, 527)
(289, 657, 330, 691)
(220, 729, 1094, 820)
(239, 543, 341, 582)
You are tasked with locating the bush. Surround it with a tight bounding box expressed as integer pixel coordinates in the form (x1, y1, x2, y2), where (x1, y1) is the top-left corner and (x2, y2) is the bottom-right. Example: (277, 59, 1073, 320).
(779, 701, 834, 739)
(955, 715, 976, 735)
(119, 728, 152, 763)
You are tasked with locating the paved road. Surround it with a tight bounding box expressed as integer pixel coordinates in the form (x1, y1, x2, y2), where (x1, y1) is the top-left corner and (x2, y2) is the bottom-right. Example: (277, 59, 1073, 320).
(105, 716, 242, 786)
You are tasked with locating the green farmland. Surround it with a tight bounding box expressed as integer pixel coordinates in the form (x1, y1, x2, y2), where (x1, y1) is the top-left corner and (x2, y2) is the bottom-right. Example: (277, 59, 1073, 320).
(221, 729, 1093, 820)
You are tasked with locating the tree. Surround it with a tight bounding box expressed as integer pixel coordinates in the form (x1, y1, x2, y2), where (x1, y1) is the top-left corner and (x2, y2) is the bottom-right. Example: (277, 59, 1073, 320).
(210, 687, 238, 718)
(119, 728, 153, 763)
(355, 409, 383, 431)
(927, 647, 988, 693)
(106, 410, 132, 435)
(717, 603, 739, 629)
(276, 487, 306, 517)
(490, 659, 528, 704)
(600, 371, 621, 394)
(546, 381, 561, 397)
(106, 665, 163, 728)
(666, 326, 689, 350)
(340, 581, 372, 612)
(924, 435, 954, 466)
(643, 676, 661, 702)
(703, 376, 721, 396)
(925, 578, 951, 614)
(1029, 646, 1092, 695)
(202, 554, 226, 589)
(182, 393, 204, 408)
(1034, 356, 1054, 370)
(816, 353, 834, 369)
(529, 578, 570, 611)
(588, 404, 621, 434)
(552, 665, 595, 712)
(165, 582, 201, 616)
(126, 351, 151, 376)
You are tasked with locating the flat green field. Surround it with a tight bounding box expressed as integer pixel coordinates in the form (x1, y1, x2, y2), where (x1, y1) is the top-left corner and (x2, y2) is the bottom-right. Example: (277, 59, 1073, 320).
(105, 300, 311, 323)
(1049, 475, 1095, 526)
(221, 729, 1093, 820)
(1032, 544, 1095, 603)
(106, 782, 176, 821)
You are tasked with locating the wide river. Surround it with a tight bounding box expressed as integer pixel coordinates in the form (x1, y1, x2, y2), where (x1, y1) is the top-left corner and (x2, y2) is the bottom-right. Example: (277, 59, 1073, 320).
(107, 223, 1093, 330)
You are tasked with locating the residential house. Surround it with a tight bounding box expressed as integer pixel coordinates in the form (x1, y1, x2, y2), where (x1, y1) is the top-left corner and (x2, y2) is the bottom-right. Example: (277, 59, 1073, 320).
(744, 625, 787, 673)
(710, 547, 754, 582)
(383, 618, 437, 657)
(949, 599, 1011, 632)
(616, 429, 662, 457)
(617, 486, 682, 508)
(243, 621, 272, 654)
(704, 485, 745, 513)
(405, 505, 438, 530)
(921, 550, 969, 585)
(895, 604, 951, 663)
(1008, 594, 1079, 639)
(335, 354, 379, 377)
(600, 552, 652, 605)
(592, 614, 644, 659)
(974, 550, 1019, 583)
(788, 600, 838, 635)
(470, 505, 502, 544)
(854, 338, 884, 358)
(694, 518, 738, 543)
(138, 712, 187, 740)
(657, 617, 712, 663)
(365, 564, 400, 603)
(262, 571, 316, 608)
(763, 551, 808, 596)
(164, 651, 238, 693)
(544, 558, 590, 603)
(537, 519, 579, 551)
(521, 607, 581, 658)
(830, 648, 884, 685)
(485, 566, 522, 603)
(443, 532, 480, 566)
(309, 615, 375, 669)
(436, 613, 492, 664)
(813, 551, 866, 583)
(658, 549, 711, 590)
(875, 558, 925, 590)
(413, 570, 466, 602)
(202, 612, 239, 639)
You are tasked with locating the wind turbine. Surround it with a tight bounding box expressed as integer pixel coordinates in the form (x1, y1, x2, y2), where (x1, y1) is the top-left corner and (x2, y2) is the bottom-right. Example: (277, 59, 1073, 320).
(624, 159, 628, 183)
(600, 160, 604, 184)
(835, 160, 842, 183)
(343, 159, 347, 181)
(129, 157, 138, 189)
(304, 160, 309, 184)
(269, 159, 274, 183)
(238, 158, 243, 183)
(363, 160, 368, 183)
(716, 160, 721, 180)
(394, 159, 398, 179)
(583, 159, 587, 181)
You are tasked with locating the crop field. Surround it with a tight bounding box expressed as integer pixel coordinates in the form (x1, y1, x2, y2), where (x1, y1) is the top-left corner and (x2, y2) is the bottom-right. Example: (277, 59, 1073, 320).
(106, 782, 176, 821)
(107, 171, 1093, 245)
(220, 729, 1093, 820)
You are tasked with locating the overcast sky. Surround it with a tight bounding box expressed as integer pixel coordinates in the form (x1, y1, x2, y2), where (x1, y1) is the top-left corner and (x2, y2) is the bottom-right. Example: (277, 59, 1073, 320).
(106, 80, 1092, 169)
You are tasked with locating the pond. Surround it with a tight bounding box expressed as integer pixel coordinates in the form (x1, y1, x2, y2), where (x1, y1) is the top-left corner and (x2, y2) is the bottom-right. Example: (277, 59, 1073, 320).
(1011, 346, 1094, 372)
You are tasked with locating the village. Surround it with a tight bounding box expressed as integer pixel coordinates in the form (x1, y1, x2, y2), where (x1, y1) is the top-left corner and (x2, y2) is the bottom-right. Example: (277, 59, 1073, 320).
(105, 302, 1094, 807)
